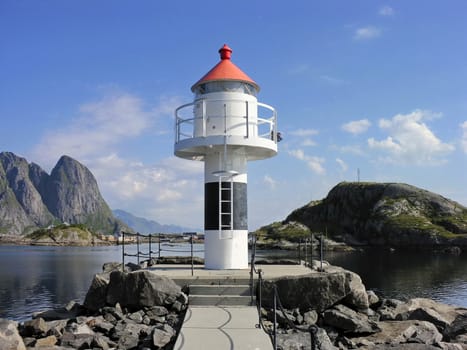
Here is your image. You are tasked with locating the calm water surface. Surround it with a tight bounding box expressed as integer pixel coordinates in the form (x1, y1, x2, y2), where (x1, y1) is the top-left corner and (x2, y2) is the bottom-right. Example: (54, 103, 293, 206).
(1, 244, 467, 321)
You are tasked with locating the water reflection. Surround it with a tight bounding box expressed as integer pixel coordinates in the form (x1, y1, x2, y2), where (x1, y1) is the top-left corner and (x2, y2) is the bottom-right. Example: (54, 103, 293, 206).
(325, 248, 467, 307)
(0, 245, 121, 321)
(0, 243, 203, 321)
(1, 245, 467, 322)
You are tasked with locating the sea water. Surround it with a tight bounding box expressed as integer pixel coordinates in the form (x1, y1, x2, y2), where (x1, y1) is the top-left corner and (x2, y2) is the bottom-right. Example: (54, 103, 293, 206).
(1, 244, 466, 321)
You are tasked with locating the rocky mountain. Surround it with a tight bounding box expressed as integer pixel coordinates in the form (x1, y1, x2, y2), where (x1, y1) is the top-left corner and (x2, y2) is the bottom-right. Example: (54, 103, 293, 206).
(0, 152, 129, 235)
(113, 209, 200, 234)
(260, 182, 467, 246)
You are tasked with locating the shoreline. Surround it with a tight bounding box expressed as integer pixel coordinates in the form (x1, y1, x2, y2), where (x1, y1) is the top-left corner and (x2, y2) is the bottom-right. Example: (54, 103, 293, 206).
(0, 234, 465, 254)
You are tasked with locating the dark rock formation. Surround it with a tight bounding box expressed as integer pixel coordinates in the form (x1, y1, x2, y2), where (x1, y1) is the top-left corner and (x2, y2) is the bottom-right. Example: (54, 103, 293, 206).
(0, 319, 25, 350)
(261, 264, 369, 312)
(0, 152, 53, 235)
(260, 182, 467, 247)
(322, 304, 380, 334)
(0, 264, 188, 350)
(0, 152, 129, 235)
(44, 155, 120, 234)
(260, 261, 467, 350)
(105, 270, 182, 310)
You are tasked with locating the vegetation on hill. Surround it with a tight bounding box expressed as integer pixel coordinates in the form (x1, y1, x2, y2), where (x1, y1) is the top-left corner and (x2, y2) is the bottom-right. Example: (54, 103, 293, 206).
(255, 221, 310, 243)
(25, 224, 107, 246)
(255, 182, 467, 247)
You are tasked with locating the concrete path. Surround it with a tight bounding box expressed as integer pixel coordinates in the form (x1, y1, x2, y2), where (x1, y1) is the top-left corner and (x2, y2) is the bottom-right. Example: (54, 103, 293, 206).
(174, 306, 272, 350)
(149, 263, 312, 279)
(153, 263, 311, 349)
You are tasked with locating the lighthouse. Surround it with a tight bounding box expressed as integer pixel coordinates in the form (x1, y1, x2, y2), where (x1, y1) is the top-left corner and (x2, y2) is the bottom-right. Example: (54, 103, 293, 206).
(174, 44, 278, 269)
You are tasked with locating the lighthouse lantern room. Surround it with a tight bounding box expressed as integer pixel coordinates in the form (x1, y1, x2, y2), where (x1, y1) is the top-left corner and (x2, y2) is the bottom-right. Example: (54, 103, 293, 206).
(174, 44, 278, 269)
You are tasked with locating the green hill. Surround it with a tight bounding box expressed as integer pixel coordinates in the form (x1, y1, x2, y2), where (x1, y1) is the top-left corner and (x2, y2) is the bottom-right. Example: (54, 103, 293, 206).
(256, 182, 467, 247)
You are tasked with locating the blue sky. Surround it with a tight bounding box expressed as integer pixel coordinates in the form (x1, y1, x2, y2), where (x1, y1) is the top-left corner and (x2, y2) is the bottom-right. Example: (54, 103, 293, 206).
(1, 1, 466, 230)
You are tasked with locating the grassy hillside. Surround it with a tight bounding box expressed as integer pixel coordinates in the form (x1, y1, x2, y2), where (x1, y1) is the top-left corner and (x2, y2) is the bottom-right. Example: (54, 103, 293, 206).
(25, 224, 107, 246)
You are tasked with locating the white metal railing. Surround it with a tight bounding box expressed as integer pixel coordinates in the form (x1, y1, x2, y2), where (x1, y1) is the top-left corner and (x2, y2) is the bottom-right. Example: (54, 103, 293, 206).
(174, 98, 277, 143)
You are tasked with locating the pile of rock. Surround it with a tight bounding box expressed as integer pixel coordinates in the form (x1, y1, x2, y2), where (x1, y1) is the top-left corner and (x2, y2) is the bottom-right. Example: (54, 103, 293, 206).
(260, 262, 467, 349)
(0, 265, 188, 350)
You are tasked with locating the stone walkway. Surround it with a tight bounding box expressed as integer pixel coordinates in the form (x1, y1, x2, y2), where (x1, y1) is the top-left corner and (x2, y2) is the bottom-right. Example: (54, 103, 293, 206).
(174, 306, 272, 350)
(152, 264, 312, 350)
(148, 263, 313, 279)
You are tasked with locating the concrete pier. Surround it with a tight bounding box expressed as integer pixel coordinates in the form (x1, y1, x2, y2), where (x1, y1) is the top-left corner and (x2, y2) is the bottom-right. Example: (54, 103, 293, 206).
(149, 264, 312, 350)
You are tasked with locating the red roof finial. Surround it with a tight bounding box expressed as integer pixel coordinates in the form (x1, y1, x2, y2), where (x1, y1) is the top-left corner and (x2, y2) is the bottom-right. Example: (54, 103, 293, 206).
(219, 44, 232, 60)
(191, 44, 259, 92)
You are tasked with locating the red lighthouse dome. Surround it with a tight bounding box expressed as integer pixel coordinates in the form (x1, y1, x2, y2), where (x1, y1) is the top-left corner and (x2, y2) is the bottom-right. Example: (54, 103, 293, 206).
(191, 44, 259, 92)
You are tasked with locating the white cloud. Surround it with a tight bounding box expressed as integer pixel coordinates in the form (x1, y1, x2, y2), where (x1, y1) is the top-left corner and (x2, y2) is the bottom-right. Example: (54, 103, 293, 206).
(301, 139, 317, 147)
(289, 128, 319, 146)
(354, 26, 381, 40)
(342, 119, 371, 135)
(30, 91, 206, 228)
(33, 93, 155, 167)
(336, 158, 348, 172)
(32, 92, 183, 166)
(379, 5, 395, 16)
(339, 145, 366, 156)
(289, 128, 319, 137)
(289, 149, 325, 174)
(367, 109, 455, 165)
(461, 121, 467, 153)
(91, 154, 204, 227)
(263, 175, 278, 189)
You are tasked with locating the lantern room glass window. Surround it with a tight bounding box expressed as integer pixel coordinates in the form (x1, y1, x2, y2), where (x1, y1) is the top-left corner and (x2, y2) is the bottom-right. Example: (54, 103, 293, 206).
(194, 81, 258, 97)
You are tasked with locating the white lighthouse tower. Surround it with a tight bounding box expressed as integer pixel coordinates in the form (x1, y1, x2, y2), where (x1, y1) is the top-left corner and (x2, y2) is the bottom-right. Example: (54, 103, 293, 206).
(174, 44, 278, 269)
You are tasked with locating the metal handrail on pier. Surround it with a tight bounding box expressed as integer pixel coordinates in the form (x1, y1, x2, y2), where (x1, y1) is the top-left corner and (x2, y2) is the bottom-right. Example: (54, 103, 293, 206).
(120, 232, 204, 276)
(250, 231, 326, 349)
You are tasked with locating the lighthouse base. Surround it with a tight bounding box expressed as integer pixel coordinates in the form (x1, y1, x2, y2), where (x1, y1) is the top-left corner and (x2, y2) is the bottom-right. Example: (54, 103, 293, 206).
(204, 230, 248, 269)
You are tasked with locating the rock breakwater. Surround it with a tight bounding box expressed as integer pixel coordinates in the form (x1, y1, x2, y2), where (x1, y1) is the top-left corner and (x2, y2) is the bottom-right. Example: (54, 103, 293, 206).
(0, 263, 187, 350)
(259, 261, 467, 349)
(2, 258, 467, 349)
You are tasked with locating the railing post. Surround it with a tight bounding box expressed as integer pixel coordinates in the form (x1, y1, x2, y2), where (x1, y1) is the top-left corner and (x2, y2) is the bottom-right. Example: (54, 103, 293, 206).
(273, 285, 277, 350)
(250, 232, 256, 305)
(149, 234, 152, 262)
(250, 265, 254, 305)
(245, 101, 249, 138)
(298, 239, 301, 264)
(202, 99, 206, 137)
(320, 234, 324, 271)
(258, 269, 263, 326)
(310, 232, 314, 268)
(304, 238, 308, 267)
(274, 112, 277, 143)
(136, 233, 140, 265)
(191, 233, 194, 277)
(122, 231, 125, 272)
(158, 233, 161, 259)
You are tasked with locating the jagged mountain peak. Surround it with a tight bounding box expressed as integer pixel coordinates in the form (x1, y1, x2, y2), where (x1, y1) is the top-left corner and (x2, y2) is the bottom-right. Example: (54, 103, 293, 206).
(0, 152, 130, 235)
